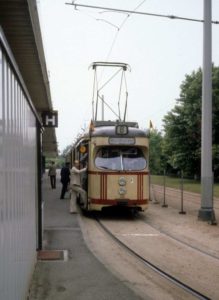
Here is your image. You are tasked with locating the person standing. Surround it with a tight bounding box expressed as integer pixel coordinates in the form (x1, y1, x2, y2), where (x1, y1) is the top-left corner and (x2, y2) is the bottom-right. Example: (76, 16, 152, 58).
(69, 160, 87, 213)
(48, 161, 56, 189)
(60, 162, 70, 199)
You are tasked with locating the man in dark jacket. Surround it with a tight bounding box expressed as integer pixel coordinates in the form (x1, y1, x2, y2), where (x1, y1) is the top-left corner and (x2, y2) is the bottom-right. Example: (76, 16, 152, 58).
(60, 162, 70, 199)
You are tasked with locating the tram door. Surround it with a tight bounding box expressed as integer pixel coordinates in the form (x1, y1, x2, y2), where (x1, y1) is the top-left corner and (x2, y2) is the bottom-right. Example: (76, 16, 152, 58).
(78, 142, 89, 194)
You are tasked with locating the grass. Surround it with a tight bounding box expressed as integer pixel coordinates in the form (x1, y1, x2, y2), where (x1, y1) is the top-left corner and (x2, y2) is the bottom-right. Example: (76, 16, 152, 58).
(151, 175, 219, 198)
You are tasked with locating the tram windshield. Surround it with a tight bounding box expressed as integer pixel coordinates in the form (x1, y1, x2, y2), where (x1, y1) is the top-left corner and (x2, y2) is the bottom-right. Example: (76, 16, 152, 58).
(95, 146, 146, 171)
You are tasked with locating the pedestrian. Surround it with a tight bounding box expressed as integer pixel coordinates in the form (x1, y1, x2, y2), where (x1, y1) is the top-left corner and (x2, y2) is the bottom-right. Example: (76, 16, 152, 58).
(60, 162, 70, 199)
(69, 160, 87, 213)
(48, 161, 56, 189)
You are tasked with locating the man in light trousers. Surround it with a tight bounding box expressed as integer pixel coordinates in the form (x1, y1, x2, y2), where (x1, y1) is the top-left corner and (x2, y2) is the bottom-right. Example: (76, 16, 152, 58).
(69, 160, 87, 213)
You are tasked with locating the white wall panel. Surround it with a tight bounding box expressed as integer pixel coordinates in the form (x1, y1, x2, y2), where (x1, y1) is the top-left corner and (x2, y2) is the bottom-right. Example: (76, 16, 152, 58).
(0, 34, 38, 300)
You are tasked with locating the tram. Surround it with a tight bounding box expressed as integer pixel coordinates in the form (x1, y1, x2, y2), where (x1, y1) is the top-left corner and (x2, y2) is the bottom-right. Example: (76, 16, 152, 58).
(68, 120, 149, 212)
(67, 62, 150, 212)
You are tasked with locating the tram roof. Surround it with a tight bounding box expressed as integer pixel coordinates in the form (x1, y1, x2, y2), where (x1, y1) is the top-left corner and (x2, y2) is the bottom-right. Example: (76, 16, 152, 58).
(90, 121, 148, 138)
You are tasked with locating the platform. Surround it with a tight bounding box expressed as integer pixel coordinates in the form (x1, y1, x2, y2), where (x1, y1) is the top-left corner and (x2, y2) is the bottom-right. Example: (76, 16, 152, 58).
(28, 171, 142, 300)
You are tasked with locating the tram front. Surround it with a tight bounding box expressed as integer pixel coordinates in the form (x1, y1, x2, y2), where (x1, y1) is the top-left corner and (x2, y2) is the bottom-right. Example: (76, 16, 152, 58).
(87, 121, 149, 212)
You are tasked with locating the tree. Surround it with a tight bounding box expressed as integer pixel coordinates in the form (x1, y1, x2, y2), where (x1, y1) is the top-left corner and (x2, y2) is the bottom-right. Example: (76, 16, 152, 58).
(149, 129, 165, 174)
(162, 66, 219, 177)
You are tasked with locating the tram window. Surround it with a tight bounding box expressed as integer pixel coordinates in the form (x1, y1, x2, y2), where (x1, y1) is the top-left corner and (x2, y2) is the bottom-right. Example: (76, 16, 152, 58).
(122, 147, 146, 170)
(95, 147, 146, 171)
(95, 148, 121, 170)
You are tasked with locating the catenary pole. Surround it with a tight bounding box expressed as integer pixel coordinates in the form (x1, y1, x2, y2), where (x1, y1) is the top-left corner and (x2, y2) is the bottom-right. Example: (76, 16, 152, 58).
(198, 0, 216, 223)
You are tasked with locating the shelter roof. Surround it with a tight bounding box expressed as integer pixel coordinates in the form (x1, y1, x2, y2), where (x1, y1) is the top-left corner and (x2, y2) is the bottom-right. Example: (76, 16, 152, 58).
(0, 0, 57, 156)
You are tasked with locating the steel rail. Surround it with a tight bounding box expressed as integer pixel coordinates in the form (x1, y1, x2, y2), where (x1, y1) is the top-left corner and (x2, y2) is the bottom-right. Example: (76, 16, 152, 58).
(95, 216, 211, 300)
(142, 219, 219, 261)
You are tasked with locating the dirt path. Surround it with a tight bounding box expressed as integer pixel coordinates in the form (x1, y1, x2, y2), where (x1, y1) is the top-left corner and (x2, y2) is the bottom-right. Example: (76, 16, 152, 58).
(151, 184, 219, 220)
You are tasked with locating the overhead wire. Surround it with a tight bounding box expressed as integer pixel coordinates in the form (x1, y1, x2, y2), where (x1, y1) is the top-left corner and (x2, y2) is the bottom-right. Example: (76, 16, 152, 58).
(103, 0, 147, 64)
(95, 0, 147, 120)
(68, 1, 146, 121)
(67, 2, 219, 24)
(65, 1, 219, 135)
(68, 1, 168, 122)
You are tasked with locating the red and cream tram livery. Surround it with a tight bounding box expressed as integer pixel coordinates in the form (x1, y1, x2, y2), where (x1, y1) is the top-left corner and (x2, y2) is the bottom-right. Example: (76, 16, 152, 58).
(70, 120, 149, 212)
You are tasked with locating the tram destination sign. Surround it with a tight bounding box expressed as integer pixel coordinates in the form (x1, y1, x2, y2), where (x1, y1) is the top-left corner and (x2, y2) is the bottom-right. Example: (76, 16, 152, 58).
(109, 137, 135, 145)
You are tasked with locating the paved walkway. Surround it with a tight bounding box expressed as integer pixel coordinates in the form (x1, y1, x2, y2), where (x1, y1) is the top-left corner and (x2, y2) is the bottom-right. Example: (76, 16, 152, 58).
(29, 172, 143, 300)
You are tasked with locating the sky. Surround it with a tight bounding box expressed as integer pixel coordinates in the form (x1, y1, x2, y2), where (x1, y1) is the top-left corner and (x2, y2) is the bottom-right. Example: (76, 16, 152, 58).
(37, 0, 219, 153)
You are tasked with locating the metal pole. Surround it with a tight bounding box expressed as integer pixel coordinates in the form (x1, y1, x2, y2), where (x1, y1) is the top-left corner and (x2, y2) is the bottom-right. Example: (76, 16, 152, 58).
(102, 95, 104, 121)
(162, 169, 168, 207)
(149, 172, 152, 201)
(150, 175, 159, 204)
(37, 123, 43, 250)
(198, 0, 216, 223)
(179, 171, 186, 214)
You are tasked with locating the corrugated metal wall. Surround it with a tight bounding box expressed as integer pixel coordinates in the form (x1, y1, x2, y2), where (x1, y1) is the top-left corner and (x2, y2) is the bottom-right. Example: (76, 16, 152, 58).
(0, 32, 38, 300)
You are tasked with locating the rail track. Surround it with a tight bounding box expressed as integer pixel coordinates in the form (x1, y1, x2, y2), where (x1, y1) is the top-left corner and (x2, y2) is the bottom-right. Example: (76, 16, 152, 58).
(94, 215, 211, 300)
(140, 217, 219, 261)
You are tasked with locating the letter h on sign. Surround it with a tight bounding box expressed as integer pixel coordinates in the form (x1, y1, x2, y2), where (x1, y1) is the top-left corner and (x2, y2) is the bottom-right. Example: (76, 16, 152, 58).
(42, 111, 58, 127)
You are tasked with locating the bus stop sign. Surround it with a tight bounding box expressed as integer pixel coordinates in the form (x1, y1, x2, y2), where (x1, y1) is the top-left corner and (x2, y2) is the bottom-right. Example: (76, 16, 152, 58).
(42, 111, 58, 127)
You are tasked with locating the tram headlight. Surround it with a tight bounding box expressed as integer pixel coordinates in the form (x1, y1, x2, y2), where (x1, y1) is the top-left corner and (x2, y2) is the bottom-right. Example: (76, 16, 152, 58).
(118, 177, 126, 186)
(118, 187, 127, 195)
